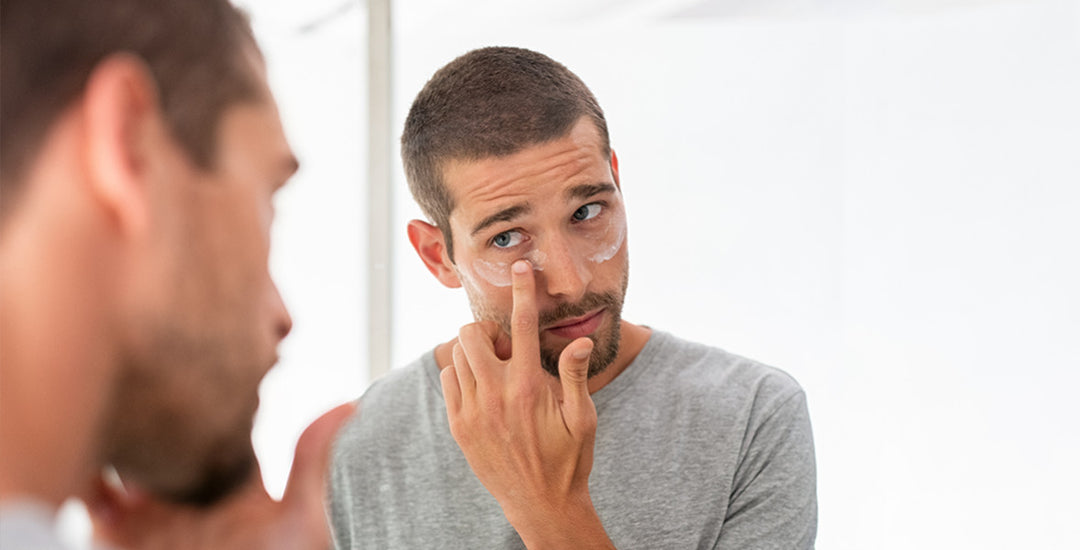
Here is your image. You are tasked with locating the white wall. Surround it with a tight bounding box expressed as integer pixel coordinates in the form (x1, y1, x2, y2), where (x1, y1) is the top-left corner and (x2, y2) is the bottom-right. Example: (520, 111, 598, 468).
(240, 0, 369, 499)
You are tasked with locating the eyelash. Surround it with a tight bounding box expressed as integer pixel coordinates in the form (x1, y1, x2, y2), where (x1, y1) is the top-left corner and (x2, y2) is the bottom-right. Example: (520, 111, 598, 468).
(487, 201, 608, 249)
(572, 201, 606, 223)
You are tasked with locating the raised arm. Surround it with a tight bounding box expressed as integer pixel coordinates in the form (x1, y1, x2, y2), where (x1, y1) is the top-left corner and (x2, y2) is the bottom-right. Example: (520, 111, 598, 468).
(440, 259, 615, 549)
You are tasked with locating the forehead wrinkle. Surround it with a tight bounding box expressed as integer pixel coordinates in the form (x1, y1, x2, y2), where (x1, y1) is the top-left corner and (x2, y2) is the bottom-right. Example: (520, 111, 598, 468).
(445, 122, 610, 235)
(466, 148, 598, 212)
(471, 203, 532, 237)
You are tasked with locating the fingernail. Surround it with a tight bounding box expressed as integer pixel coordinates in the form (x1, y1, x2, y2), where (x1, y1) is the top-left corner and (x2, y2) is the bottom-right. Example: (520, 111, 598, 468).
(512, 260, 530, 273)
(573, 347, 591, 360)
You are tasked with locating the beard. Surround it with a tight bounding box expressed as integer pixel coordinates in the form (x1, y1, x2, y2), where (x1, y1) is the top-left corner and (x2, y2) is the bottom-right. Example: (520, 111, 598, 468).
(466, 265, 630, 380)
(536, 291, 623, 378)
(105, 315, 263, 508)
(157, 436, 256, 506)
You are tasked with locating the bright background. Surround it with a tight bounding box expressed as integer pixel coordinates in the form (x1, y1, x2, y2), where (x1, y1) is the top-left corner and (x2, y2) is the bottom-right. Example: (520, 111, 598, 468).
(60, 0, 1080, 548)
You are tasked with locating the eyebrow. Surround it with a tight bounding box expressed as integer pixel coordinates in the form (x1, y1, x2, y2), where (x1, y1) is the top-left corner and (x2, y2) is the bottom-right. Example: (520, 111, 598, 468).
(469, 183, 616, 237)
(565, 182, 616, 201)
(471, 204, 531, 237)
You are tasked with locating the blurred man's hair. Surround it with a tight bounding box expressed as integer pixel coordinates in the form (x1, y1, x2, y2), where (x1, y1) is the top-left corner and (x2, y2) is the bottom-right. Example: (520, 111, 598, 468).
(401, 46, 610, 261)
(0, 0, 262, 218)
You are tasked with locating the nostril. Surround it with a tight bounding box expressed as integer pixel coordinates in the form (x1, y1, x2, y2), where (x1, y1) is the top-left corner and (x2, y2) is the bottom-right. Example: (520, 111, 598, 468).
(276, 307, 293, 340)
(276, 318, 292, 340)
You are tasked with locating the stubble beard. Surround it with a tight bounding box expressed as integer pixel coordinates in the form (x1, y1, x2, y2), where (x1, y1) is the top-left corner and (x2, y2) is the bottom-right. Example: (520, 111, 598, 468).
(536, 292, 623, 379)
(466, 268, 630, 380)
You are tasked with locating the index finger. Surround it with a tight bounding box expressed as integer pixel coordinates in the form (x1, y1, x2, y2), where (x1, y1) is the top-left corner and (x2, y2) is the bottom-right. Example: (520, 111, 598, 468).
(510, 259, 541, 367)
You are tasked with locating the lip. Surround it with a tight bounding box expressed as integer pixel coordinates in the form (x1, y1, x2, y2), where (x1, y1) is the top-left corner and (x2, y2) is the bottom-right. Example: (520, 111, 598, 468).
(544, 308, 606, 340)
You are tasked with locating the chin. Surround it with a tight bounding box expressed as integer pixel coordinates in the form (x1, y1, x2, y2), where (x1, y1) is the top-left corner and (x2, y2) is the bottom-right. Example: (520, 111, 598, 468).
(152, 420, 258, 507)
(168, 443, 257, 507)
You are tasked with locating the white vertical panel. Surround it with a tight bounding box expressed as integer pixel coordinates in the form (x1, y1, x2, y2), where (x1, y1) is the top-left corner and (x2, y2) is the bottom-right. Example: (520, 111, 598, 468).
(368, 0, 394, 381)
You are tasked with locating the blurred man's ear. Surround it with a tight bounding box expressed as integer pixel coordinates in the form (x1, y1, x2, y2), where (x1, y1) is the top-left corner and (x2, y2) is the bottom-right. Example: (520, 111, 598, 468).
(407, 219, 462, 289)
(610, 149, 620, 189)
(82, 53, 166, 236)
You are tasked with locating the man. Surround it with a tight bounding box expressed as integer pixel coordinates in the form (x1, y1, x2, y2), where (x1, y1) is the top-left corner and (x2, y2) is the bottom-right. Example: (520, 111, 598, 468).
(0, 0, 352, 548)
(330, 47, 817, 549)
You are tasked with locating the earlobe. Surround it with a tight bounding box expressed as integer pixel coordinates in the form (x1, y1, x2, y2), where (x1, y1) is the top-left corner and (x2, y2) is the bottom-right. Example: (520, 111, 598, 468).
(82, 53, 163, 235)
(407, 219, 462, 289)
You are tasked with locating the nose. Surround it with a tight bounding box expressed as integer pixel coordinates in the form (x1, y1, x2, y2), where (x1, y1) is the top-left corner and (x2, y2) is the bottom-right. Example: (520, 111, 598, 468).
(269, 280, 293, 341)
(535, 234, 591, 301)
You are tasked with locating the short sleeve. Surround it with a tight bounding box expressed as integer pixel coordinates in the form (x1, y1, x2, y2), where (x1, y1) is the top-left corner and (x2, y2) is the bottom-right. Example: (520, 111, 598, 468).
(716, 389, 817, 549)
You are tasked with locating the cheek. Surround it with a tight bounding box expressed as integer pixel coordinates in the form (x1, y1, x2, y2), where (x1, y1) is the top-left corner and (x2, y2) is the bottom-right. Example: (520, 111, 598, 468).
(455, 267, 511, 322)
(470, 248, 547, 288)
(581, 208, 627, 265)
(470, 258, 512, 288)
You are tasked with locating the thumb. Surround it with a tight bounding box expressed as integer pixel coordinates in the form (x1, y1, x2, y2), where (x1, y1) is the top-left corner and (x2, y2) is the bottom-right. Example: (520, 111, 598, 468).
(282, 401, 358, 507)
(557, 337, 595, 432)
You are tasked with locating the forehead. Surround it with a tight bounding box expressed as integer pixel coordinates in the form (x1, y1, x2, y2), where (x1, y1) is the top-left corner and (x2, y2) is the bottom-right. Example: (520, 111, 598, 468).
(442, 118, 611, 225)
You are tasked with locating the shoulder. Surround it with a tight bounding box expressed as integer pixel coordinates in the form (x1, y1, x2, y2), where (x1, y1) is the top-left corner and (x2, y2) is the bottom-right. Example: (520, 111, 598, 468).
(333, 352, 442, 461)
(641, 330, 806, 414)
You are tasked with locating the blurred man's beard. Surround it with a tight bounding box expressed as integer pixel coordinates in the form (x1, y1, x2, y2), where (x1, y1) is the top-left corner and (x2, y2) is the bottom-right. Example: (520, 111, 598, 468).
(106, 385, 258, 507)
(107, 321, 262, 508)
(158, 443, 256, 506)
(107, 401, 258, 507)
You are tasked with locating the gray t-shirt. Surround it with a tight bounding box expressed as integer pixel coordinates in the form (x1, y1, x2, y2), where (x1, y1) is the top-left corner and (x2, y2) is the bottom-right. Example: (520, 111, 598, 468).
(329, 330, 816, 549)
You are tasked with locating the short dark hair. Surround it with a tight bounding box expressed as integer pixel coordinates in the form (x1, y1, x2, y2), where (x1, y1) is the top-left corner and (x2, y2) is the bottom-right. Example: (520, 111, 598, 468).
(0, 0, 262, 217)
(401, 46, 610, 261)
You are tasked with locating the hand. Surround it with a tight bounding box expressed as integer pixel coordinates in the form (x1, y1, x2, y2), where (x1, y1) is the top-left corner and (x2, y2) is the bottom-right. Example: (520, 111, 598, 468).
(441, 260, 612, 549)
(83, 402, 356, 550)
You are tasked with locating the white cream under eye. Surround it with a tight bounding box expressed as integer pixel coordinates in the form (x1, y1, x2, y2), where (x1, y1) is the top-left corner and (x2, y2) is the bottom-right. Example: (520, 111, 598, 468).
(461, 199, 626, 290)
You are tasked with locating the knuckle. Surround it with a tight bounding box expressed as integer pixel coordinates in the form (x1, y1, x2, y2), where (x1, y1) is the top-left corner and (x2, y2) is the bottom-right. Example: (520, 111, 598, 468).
(477, 319, 500, 333)
(447, 416, 469, 444)
(459, 323, 480, 341)
(510, 379, 539, 404)
(559, 364, 587, 383)
(480, 394, 504, 415)
(478, 320, 503, 342)
(512, 314, 537, 333)
(440, 365, 456, 381)
(570, 412, 598, 437)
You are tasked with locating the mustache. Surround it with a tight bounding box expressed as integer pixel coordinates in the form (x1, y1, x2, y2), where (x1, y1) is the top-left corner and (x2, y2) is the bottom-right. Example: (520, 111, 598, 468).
(538, 291, 620, 328)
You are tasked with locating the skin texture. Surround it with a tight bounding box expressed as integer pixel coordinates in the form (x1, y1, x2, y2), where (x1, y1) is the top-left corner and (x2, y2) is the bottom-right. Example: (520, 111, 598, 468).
(407, 116, 652, 547)
(0, 51, 353, 549)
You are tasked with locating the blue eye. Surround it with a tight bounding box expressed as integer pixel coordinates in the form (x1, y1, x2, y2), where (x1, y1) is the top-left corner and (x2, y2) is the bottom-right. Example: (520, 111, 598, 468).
(491, 230, 524, 249)
(572, 203, 603, 222)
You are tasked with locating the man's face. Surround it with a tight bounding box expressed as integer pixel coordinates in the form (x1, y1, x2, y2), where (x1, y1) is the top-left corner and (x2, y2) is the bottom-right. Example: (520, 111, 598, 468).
(443, 117, 629, 378)
(107, 78, 298, 506)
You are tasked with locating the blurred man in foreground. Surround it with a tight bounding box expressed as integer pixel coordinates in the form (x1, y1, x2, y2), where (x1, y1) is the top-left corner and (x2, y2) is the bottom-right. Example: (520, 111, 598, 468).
(0, 0, 352, 548)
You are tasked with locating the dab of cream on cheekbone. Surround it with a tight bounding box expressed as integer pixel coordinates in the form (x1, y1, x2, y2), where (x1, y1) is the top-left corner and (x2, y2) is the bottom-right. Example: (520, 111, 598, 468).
(465, 206, 626, 288)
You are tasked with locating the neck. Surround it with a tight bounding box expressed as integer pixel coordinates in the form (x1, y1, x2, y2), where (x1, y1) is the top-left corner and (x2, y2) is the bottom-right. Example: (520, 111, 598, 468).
(0, 177, 117, 507)
(585, 320, 650, 394)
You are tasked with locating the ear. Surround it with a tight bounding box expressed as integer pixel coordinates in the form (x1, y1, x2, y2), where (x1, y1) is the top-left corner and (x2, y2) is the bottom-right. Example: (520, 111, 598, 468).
(610, 149, 621, 189)
(407, 219, 461, 289)
(81, 53, 165, 235)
